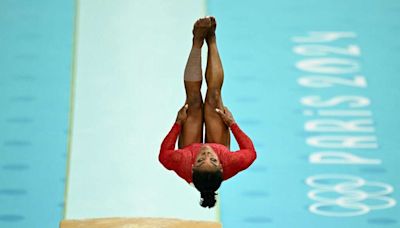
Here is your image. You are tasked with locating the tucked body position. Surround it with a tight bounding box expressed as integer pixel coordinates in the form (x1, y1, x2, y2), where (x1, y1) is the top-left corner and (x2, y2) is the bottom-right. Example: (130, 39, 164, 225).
(159, 16, 257, 208)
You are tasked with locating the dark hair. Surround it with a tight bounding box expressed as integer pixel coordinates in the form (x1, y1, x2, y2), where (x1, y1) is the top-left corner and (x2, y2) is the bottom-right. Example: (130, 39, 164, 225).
(192, 169, 223, 208)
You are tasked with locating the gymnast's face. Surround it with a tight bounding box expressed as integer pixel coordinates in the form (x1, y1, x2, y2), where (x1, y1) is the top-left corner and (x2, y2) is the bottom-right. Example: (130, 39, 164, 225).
(193, 145, 222, 172)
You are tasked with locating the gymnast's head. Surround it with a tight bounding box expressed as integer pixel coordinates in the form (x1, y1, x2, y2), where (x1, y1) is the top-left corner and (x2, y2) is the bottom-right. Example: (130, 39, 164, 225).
(192, 145, 223, 208)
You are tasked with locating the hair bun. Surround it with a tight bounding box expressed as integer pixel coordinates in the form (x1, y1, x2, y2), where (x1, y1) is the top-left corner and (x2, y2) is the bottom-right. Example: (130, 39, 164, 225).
(200, 191, 217, 208)
(192, 169, 223, 208)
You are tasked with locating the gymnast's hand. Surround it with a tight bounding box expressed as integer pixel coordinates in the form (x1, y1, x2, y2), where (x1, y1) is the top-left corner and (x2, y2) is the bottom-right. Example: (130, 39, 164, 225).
(215, 106, 236, 127)
(175, 104, 189, 125)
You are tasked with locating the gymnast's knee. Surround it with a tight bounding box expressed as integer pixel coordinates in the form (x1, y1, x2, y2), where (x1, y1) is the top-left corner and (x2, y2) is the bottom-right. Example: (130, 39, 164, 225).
(186, 94, 203, 109)
(205, 89, 222, 108)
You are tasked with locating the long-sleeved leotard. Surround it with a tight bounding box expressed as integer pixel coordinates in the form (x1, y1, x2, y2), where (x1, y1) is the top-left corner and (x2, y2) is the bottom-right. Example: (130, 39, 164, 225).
(159, 122, 257, 183)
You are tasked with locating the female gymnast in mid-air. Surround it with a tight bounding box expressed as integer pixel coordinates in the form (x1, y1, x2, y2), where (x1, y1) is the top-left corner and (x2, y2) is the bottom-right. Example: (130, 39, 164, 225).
(159, 16, 257, 208)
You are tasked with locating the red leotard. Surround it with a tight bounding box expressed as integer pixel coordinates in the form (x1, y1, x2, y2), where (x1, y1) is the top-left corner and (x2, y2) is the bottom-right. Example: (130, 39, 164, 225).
(159, 122, 257, 183)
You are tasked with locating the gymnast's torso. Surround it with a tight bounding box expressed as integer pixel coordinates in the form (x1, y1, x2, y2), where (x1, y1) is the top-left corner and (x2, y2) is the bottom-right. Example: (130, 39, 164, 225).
(159, 122, 257, 183)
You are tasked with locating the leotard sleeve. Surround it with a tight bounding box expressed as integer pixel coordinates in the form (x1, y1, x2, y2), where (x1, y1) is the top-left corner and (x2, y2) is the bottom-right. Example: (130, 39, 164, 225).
(159, 123, 183, 170)
(222, 123, 257, 180)
(158, 123, 192, 183)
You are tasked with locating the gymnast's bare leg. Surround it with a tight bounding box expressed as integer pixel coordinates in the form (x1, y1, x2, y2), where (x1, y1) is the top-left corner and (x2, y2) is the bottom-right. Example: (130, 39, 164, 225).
(204, 17, 231, 149)
(178, 18, 210, 149)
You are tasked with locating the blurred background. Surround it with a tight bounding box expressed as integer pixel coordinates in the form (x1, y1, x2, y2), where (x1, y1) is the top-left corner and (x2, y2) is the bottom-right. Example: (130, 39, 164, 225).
(1, 0, 399, 227)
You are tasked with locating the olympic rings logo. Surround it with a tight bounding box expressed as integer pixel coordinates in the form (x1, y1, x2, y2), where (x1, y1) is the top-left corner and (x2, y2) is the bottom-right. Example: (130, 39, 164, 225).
(306, 174, 397, 217)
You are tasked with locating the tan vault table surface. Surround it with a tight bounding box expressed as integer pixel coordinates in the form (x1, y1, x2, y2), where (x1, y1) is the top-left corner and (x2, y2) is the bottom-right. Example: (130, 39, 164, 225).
(60, 217, 222, 228)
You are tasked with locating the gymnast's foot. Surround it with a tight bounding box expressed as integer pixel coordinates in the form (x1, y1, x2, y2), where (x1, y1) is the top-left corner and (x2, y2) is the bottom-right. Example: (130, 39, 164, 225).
(192, 17, 211, 48)
(206, 16, 216, 44)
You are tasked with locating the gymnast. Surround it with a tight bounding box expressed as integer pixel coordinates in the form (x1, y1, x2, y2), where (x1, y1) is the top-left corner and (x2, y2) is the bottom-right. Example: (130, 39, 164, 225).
(159, 16, 257, 208)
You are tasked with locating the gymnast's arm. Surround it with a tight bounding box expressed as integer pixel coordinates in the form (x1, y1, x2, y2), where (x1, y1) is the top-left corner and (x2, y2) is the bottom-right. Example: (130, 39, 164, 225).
(159, 122, 182, 170)
(230, 123, 256, 152)
(158, 104, 188, 170)
(216, 106, 257, 167)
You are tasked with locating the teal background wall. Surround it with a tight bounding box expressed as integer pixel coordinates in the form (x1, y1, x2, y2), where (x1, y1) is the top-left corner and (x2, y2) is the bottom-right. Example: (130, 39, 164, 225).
(208, 0, 400, 227)
(0, 0, 75, 227)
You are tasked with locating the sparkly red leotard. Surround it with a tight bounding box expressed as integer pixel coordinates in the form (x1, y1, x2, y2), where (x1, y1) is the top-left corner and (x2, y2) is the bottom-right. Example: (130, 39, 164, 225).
(159, 122, 257, 183)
